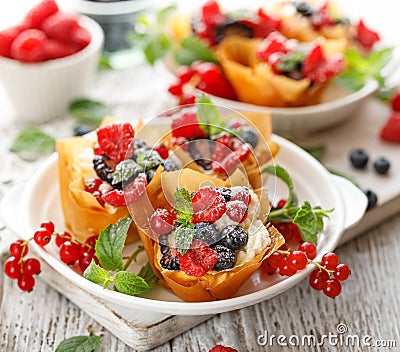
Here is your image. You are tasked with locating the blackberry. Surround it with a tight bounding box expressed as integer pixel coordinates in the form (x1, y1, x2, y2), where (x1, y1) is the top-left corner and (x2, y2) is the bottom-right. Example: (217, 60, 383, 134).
(163, 159, 179, 172)
(219, 225, 248, 250)
(188, 140, 212, 170)
(160, 251, 180, 270)
(363, 189, 378, 211)
(194, 222, 220, 245)
(158, 233, 169, 246)
(93, 156, 114, 185)
(349, 149, 369, 169)
(217, 187, 231, 202)
(237, 127, 259, 148)
(213, 245, 236, 271)
(214, 21, 254, 44)
(295, 1, 314, 16)
(373, 157, 390, 175)
(146, 168, 156, 183)
(73, 124, 92, 136)
(160, 245, 170, 255)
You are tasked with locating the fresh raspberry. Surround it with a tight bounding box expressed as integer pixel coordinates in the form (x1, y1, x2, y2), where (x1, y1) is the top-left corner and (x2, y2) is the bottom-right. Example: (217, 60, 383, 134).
(178, 240, 219, 277)
(10, 29, 47, 62)
(209, 345, 238, 352)
(257, 31, 288, 62)
(201, 1, 225, 27)
(380, 112, 400, 143)
(171, 110, 206, 139)
(212, 143, 251, 174)
(168, 82, 184, 97)
(96, 122, 135, 163)
(0, 25, 26, 58)
(179, 94, 196, 106)
(226, 200, 248, 223)
(391, 92, 400, 112)
(44, 39, 78, 59)
(355, 19, 380, 51)
(177, 66, 197, 83)
(230, 186, 251, 206)
(84, 178, 103, 194)
(102, 189, 126, 207)
(241, 8, 281, 39)
(211, 134, 236, 163)
(192, 194, 226, 223)
(41, 12, 79, 42)
(153, 143, 169, 159)
(150, 208, 175, 235)
(24, 0, 59, 29)
(124, 173, 148, 204)
(310, 3, 335, 30)
(70, 26, 91, 49)
(191, 186, 220, 213)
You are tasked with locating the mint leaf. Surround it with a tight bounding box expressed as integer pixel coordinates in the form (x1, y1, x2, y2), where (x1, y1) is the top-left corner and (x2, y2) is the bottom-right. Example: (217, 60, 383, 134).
(55, 335, 101, 352)
(10, 127, 55, 161)
(83, 260, 113, 289)
(335, 69, 366, 91)
(174, 188, 193, 224)
(114, 271, 149, 295)
(196, 95, 227, 137)
(143, 33, 171, 65)
(95, 217, 132, 271)
(112, 160, 142, 185)
(69, 99, 112, 127)
(303, 145, 326, 161)
(138, 262, 158, 288)
(136, 149, 163, 170)
(262, 165, 296, 207)
(175, 36, 218, 66)
(174, 225, 195, 255)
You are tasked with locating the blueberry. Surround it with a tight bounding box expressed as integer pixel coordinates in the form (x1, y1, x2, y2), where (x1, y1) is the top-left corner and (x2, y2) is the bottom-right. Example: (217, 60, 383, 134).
(219, 225, 248, 250)
(350, 149, 369, 169)
(73, 124, 92, 136)
(134, 138, 147, 149)
(163, 159, 179, 172)
(237, 127, 259, 149)
(212, 245, 236, 271)
(295, 1, 315, 16)
(217, 187, 231, 202)
(373, 157, 390, 175)
(363, 189, 378, 211)
(194, 222, 220, 245)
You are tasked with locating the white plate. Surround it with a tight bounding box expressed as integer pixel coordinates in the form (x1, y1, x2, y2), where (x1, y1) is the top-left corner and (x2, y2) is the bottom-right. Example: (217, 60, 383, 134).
(0, 135, 367, 315)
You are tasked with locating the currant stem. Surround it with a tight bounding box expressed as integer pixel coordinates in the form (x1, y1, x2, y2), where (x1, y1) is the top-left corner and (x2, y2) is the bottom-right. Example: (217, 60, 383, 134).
(18, 237, 34, 265)
(122, 245, 144, 271)
(54, 232, 92, 250)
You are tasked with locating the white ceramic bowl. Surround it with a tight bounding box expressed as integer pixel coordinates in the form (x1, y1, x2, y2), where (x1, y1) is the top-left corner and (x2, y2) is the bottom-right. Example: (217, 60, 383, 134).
(0, 15, 104, 123)
(0, 135, 367, 315)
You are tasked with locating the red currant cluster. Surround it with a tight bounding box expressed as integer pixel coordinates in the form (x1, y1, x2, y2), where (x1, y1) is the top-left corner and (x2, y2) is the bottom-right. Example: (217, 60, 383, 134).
(4, 220, 99, 291)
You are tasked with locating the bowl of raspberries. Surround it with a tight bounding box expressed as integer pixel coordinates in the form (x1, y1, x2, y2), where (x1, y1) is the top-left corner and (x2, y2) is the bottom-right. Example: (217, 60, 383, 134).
(0, 0, 104, 123)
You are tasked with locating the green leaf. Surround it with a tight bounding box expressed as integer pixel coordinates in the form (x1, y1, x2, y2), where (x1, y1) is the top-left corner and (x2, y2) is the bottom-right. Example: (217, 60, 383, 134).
(83, 260, 113, 289)
(99, 52, 112, 70)
(277, 51, 306, 72)
(10, 127, 55, 160)
(157, 5, 176, 24)
(55, 335, 101, 352)
(112, 160, 142, 185)
(293, 202, 319, 244)
(175, 36, 218, 66)
(114, 271, 150, 296)
(174, 225, 195, 255)
(262, 165, 296, 207)
(69, 99, 112, 127)
(174, 188, 193, 224)
(138, 262, 158, 288)
(136, 149, 163, 170)
(335, 69, 366, 91)
(95, 217, 132, 271)
(376, 87, 396, 102)
(302, 145, 326, 161)
(143, 33, 171, 65)
(367, 47, 394, 73)
(196, 95, 227, 137)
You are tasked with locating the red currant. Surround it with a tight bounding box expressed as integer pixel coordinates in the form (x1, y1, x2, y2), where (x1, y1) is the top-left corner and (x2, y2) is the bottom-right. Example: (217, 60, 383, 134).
(85, 234, 99, 252)
(391, 92, 400, 112)
(9, 240, 28, 259)
(84, 178, 103, 193)
(22, 258, 41, 275)
(333, 264, 351, 281)
(309, 269, 329, 290)
(40, 220, 55, 233)
(55, 231, 72, 247)
(78, 251, 98, 272)
(323, 278, 342, 298)
(321, 253, 339, 270)
(299, 242, 317, 260)
(17, 274, 35, 291)
(266, 251, 284, 270)
(59, 241, 81, 265)
(278, 257, 297, 276)
(288, 250, 308, 271)
(4, 257, 21, 279)
(33, 228, 52, 247)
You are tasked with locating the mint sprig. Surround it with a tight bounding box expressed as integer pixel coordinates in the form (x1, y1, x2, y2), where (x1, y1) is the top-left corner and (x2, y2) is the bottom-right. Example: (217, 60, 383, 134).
(55, 335, 101, 352)
(175, 36, 218, 66)
(174, 188, 193, 224)
(114, 271, 149, 295)
(69, 98, 112, 128)
(196, 95, 228, 137)
(136, 149, 163, 171)
(112, 160, 143, 185)
(263, 165, 333, 245)
(174, 225, 195, 255)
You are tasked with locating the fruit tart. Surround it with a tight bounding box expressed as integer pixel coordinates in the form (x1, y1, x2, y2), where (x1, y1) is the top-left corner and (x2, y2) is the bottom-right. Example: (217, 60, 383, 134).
(158, 99, 279, 189)
(57, 120, 177, 242)
(131, 168, 285, 302)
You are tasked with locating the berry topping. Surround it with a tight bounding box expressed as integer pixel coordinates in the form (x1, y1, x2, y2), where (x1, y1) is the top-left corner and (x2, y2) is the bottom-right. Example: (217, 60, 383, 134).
(150, 208, 175, 236)
(349, 149, 369, 169)
(160, 250, 181, 270)
(363, 189, 378, 211)
(0, 25, 26, 58)
(163, 158, 180, 172)
(219, 225, 248, 251)
(44, 38, 78, 59)
(225, 200, 248, 223)
(192, 191, 226, 224)
(309, 269, 329, 290)
(323, 278, 342, 298)
(33, 228, 52, 247)
(355, 19, 380, 51)
(380, 112, 400, 143)
(171, 110, 206, 140)
(237, 127, 259, 149)
(124, 173, 148, 204)
(178, 240, 219, 277)
(41, 12, 79, 42)
(295, 1, 314, 17)
(310, 2, 334, 29)
(96, 122, 135, 164)
(84, 178, 103, 194)
(212, 244, 236, 271)
(212, 144, 251, 174)
(230, 186, 251, 206)
(10, 29, 47, 62)
(102, 189, 126, 207)
(216, 187, 231, 202)
(321, 253, 339, 270)
(194, 222, 220, 245)
(192, 186, 219, 213)
(333, 264, 351, 281)
(373, 157, 390, 175)
(257, 31, 288, 62)
(93, 156, 115, 186)
(153, 143, 169, 159)
(201, 0, 225, 27)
